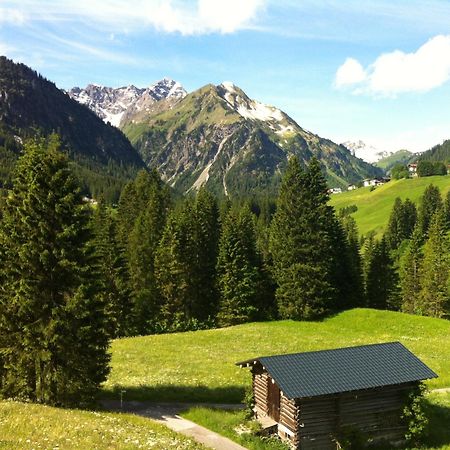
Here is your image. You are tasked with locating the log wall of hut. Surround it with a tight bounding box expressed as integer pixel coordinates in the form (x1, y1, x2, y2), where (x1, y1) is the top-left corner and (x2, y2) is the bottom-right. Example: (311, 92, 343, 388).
(298, 382, 416, 450)
(252, 364, 269, 417)
(251, 364, 416, 450)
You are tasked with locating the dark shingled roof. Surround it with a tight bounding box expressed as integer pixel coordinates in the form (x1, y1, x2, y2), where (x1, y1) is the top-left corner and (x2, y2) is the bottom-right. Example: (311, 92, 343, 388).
(237, 342, 437, 399)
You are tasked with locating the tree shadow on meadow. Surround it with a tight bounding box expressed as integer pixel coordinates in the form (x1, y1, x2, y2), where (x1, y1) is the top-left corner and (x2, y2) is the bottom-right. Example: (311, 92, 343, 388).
(101, 384, 246, 405)
(423, 396, 450, 449)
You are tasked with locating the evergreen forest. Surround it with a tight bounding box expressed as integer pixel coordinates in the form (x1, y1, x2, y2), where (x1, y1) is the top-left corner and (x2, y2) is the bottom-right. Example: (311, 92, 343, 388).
(1, 136, 449, 407)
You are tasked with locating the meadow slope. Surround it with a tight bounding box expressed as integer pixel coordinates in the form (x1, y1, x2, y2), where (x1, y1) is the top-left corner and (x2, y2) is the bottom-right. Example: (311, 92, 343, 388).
(0, 401, 204, 449)
(104, 309, 449, 404)
(329, 176, 450, 237)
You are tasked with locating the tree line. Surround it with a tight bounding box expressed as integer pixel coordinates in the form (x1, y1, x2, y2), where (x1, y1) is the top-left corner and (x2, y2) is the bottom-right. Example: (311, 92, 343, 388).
(367, 185, 450, 317)
(1, 137, 448, 407)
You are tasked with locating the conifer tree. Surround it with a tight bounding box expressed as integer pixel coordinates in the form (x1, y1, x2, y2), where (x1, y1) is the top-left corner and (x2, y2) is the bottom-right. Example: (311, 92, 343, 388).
(400, 226, 423, 314)
(385, 198, 417, 251)
(338, 214, 365, 308)
(217, 206, 262, 326)
(418, 184, 442, 238)
(92, 200, 131, 337)
(154, 190, 220, 327)
(127, 178, 170, 334)
(269, 157, 337, 319)
(155, 201, 198, 326)
(418, 210, 450, 317)
(191, 188, 220, 321)
(0, 137, 110, 405)
(364, 237, 399, 310)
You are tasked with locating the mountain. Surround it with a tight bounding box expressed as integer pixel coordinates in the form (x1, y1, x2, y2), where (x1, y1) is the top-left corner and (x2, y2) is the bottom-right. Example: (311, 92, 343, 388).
(120, 82, 382, 197)
(418, 139, 450, 163)
(341, 140, 388, 163)
(0, 56, 145, 201)
(68, 78, 186, 127)
(374, 149, 414, 172)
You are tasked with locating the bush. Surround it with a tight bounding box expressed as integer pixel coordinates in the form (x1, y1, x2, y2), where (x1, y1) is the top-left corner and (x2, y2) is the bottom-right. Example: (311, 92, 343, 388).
(402, 382, 429, 446)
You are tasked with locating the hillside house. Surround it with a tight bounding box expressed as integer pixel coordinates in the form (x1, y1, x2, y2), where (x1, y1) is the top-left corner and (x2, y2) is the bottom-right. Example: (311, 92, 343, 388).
(363, 177, 390, 187)
(408, 163, 418, 176)
(237, 342, 437, 449)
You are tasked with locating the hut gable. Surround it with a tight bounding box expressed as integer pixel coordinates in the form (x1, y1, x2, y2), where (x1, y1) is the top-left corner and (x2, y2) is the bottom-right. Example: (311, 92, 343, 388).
(237, 342, 437, 449)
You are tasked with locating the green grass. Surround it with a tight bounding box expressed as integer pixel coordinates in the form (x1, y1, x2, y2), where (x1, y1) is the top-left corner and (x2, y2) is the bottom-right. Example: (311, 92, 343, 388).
(182, 407, 289, 450)
(0, 400, 204, 449)
(104, 309, 450, 403)
(181, 391, 450, 450)
(329, 176, 450, 236)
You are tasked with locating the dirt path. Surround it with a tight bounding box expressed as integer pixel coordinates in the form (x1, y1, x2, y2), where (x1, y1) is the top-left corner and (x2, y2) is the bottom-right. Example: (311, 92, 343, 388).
(102, 401, 247, 450)
(431, 387, 450, 393)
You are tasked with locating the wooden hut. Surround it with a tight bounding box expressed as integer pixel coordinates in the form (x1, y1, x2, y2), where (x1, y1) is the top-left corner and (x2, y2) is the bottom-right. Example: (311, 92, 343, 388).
(237, 342, 437, 449)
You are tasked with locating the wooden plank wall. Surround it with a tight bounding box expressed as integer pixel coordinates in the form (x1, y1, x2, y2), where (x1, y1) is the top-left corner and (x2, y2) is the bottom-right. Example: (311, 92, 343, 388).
(297, 382, 416, 450)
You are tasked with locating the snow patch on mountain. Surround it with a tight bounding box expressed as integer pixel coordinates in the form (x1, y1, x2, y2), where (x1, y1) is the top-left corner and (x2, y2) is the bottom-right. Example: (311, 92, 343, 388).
(68, 78, 186, 127)
(342, 140, 386, 163)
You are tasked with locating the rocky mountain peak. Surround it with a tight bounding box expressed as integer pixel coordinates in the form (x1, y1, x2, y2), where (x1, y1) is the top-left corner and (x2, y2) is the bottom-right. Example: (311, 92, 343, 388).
(68, 78, 186, 127)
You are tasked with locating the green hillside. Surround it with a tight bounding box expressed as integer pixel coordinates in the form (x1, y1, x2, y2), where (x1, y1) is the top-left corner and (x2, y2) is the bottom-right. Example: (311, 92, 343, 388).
(0, 401, 203, 449)
(329, 176, 450, 236)
(375, 149, 413, 171)
(104, 309, 449, 404)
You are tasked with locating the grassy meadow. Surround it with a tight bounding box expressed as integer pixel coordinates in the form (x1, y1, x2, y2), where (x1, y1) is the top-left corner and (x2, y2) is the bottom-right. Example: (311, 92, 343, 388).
(329, 176, 450, 237)
(104, 309, 450, 404)
(0, 400, 204, 449)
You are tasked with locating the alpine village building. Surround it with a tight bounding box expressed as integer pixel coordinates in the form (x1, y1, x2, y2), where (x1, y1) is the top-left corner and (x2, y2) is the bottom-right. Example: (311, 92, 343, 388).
(237, 342, 437, 449)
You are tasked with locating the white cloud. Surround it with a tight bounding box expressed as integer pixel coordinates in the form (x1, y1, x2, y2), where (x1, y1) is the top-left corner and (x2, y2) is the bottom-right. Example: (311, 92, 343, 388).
(1, 0, 264, 35)
(0, 7, 26, 25)
(335, 35, 450, 96)
(335, 58, 367, 88)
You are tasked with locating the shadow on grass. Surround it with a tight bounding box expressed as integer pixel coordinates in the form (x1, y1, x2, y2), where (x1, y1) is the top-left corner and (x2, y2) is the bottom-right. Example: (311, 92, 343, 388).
(424, 397, 450, 449)
(101, 384, 245, 404)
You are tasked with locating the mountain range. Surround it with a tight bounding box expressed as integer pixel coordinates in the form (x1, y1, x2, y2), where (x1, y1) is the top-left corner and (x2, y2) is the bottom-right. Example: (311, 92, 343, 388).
(0, 57, 403, 200)
(72, 79, 382, 197)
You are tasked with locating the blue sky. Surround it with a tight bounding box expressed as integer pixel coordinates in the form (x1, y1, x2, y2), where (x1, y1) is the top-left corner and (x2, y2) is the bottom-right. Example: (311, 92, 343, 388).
(1, 0, 450, 154)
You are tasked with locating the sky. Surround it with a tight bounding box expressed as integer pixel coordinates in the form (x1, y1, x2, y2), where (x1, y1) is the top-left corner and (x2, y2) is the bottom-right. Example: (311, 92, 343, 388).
(1, 0, 450, 155)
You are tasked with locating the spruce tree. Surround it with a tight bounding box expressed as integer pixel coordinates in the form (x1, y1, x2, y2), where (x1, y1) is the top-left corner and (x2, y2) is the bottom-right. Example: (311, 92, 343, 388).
(217, 206, 262, 326)
(92, 200, 131, 337)
(0, 137, 110, 405)
(364, 237, 399, 310)
(155, 201, 198, 326)
(418, 210, 450, 317)
(191, 188, 220, 321)
(269, 157, 336, 319)
(418, 184, 442, 238)
(338, 214, 365, 308)
(400, 226, 423, 314)
(385, 198, 417, 251)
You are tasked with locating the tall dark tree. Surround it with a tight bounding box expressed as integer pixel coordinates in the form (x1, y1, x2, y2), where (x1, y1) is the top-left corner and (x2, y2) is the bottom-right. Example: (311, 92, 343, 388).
(154, 190, 220, 327)
(269, 157, 337, 319)
(127, 175, 170, 334)
(92, 200, 131, 337)
(338, 214, 365, 308)
(0, 137, 109, 406)
(418, 184, 442, 238)
(154, 201, 198, 326)
(191, 188, 220, 321)
(399, 226, 423, 314)
(419, 210, 450, 317)
(385, 198, 417, 251)
(364, 237, 399, 310)
(217, 206, 263, 326)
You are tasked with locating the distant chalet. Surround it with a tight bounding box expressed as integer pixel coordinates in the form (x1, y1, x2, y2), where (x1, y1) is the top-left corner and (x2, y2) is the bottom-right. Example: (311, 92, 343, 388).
(237, 342, 437, 449)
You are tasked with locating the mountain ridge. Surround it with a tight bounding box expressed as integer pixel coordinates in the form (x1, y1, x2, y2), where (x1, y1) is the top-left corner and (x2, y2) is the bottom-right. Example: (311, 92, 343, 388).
(0, 56, 145, 201)
(120, 81, 382, 197)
